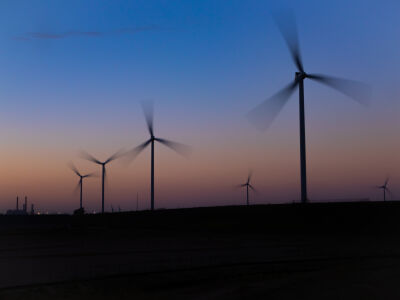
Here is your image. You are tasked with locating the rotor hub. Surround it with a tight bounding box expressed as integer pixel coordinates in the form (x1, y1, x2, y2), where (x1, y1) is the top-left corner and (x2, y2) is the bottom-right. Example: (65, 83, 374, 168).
(295, 71, 307, 80)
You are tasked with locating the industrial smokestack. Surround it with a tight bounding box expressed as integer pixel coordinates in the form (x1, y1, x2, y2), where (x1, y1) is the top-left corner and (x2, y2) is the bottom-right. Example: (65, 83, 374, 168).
(24, 196, 27, 212)
(16, 196, 19, 210)
(31, 204, 34, 215)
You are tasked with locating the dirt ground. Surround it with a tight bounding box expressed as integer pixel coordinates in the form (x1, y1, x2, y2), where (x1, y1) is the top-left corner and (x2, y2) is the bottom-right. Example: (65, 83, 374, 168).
(1, 204, 400, 299)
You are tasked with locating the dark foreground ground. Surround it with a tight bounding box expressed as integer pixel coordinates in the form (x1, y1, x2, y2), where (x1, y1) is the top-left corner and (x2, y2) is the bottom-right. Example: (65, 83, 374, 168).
(1, 202, 400, 299)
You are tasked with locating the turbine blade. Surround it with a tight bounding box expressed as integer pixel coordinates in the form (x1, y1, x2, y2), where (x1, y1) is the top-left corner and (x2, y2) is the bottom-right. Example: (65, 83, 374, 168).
(142, 100, 154, 137)
(249, 184, 258, 193)
(105, 148, 126, 164)
(247, 171, 253, 184)
(385, 178, 389, 186)
(80, 150, 102, 165)
(307, 73, 371, 106)
(73, 180, 81, 194)
(68, 162, 81, 177)
(82, 172, 97, 178)
(123, 139, 152, 163)
(273, 10, 304, 73)
(247, 80, 298, 130)
(234, 184, 246, 189)
(155, 138, 192, 157)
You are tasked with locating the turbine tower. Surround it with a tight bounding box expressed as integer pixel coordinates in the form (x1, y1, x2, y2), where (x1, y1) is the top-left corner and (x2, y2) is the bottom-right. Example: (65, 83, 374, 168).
(126, 101, 191, 211)
(238, 172, 256, 206)
(247, 11, 370, 203)
(81, 150, 123, 214)
(69, 163, 95, 211)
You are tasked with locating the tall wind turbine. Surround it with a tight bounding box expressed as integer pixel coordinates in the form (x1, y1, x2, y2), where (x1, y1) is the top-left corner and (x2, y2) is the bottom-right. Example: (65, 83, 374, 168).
(69, 163, 95, 210)
(377, 178, 391, 202)
(126, 101, 191, 211)
(81, 150, 124, 213)
(238, 172, 256, 206)
(247, 11, 370, 204)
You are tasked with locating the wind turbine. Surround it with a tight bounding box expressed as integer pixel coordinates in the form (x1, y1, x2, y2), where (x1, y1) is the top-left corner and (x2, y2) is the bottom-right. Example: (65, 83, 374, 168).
(126, 101, 191, 211)
(238, 172, 256, 206)
(80, 149, 124, 214)
(69, 163, 95, 211)
(247, 11, 370, 204)
(377, 178, 391, 202)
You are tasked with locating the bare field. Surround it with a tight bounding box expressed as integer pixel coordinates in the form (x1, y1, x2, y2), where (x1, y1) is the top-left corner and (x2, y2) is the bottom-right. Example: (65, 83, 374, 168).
(1, 203, 400, 299)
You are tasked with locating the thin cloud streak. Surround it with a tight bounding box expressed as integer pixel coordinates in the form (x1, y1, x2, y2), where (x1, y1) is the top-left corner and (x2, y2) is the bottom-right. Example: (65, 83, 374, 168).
(13, 26, 161, 41)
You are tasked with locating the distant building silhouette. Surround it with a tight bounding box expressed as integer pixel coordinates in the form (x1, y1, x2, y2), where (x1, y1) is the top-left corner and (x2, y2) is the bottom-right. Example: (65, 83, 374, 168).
(6, 196, 28, 215)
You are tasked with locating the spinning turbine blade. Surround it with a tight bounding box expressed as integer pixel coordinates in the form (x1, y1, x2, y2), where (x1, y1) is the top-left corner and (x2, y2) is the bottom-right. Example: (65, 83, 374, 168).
(80, 150, 102, 164)
(142, 100, 154, 136)
(249, 184, 257, 193)
(384, 178, 389, 186)
(74, 181, 81, 194)
(307, 74, 371, 106)
(247, 80, 299, 130)
(273, 10, 304, 73)
(82, 172, 97, 178)
(105, 148, 126, 164)
(247, 171, 253, 184)
(124, 139, 152, 162)
(155, 138, 192, 157)
(68, 162, 81, 177)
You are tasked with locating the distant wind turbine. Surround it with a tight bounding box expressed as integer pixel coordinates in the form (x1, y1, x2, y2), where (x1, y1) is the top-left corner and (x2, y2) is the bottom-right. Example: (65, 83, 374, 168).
(81, 149, 124, 214)
(247, 11, 370, 204)
(377, 178, 391, 202)
(69, 163, 95, 211)
(125, 101, 191, 211)
(237, 172, 256, 206)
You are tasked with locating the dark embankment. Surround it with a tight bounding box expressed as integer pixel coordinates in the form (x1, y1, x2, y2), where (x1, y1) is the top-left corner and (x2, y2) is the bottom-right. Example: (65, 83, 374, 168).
(1, 201, 399, 235)
(1, 202, 400, 299)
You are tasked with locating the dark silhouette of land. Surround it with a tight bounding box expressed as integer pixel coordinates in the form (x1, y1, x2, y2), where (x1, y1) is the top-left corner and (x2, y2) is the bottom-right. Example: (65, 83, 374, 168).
(1, 201, 400, 299)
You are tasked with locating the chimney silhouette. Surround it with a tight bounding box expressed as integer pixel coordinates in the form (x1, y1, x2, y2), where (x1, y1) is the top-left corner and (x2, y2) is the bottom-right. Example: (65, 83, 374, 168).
(31, 204, 34, 215)
(24, 196, 28, 212)
(16, 196, 19, 210)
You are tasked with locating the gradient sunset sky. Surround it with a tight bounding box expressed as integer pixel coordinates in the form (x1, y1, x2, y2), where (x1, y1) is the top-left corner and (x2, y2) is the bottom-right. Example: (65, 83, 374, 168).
(0, 0, 399, 213)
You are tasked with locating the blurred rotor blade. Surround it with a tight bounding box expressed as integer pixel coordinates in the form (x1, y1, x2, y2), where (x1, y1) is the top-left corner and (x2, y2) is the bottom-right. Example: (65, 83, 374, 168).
(80, 150, 102, 165)
(384, 178, 389, 186)
(234, 184, 246, 189)
(247, 80, 299, 130)
(386, 187, 393, 196)
(73, 180, 81, 195)
(123, 139, 152, 163)
(105, 148, 126, 164)
(68, 162, 81, 177)
(155, 138, 192, 157)
(273, 10, 304, 73)
(142, 100, 154, 136)
(307, 73, 371, 106)
(247, 171, 253, 184)
(82, 172, 98, 178)
(249, 184, 258, 193)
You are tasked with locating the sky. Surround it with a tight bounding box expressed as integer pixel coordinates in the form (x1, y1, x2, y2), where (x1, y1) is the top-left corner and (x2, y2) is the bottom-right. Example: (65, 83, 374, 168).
(0, 0, 399, 213)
